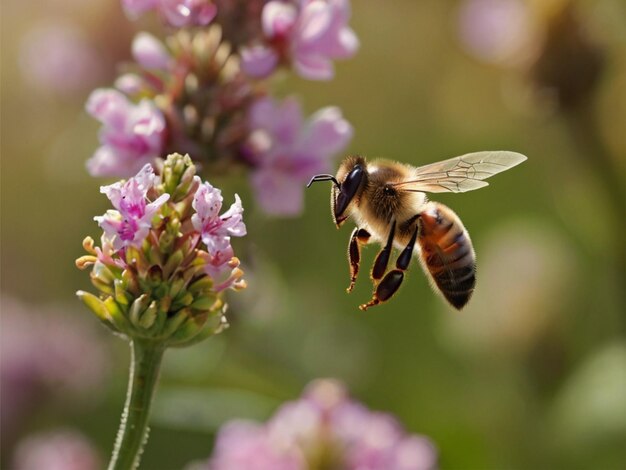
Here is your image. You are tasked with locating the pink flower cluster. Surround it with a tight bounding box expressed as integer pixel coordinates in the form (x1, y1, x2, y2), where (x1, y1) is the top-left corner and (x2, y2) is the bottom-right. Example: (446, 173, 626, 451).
(122, 0, 217, 27)
(242, 0, 359, 80)
(87, 1, 358, 216)
(12, 429, 101, 470)
(207, 380, 437, 470)
(86, 89, 166, 177)
(244, 96, 353, 215)
(93, 161, 246, 291)
(192, 181, 247, 291)
(95, 164, 169, 251)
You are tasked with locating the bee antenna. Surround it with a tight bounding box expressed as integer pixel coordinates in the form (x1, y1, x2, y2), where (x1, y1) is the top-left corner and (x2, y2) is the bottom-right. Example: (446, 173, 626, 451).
(307, 174, 340, 189)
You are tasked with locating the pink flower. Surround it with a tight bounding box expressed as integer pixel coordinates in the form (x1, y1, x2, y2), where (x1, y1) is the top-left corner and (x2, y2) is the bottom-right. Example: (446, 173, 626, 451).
(131, 32, 172, 71)
(86, 88, 166, 177)
(19, 22, 104, 95)
(210, 421, 304, 470)
(206, 380, 437, 470)
(12, 429, 101, 470)
(94, 164, 169, 251)
(192, 180, 246, 257)
(241, 0, 359, 80)
(457, 0, 534, 66)
(122, 0, 217, 27)
(245, 96, 352, 216)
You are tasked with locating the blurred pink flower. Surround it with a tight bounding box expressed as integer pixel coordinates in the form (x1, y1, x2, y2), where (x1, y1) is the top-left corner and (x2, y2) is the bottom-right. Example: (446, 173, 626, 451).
(192, 180, 246, 257)
(19, 22, 104, 95)
(122, 0, 217, 27)
(12, 429, 101, 470)
(95, 164, 169, 251)
(244, 96, 352, 215)
(241, 0, 359, 80)
(131, 32, 172, 70)
(207, 380, 437, 470)
(0, 297, 108, 441)
(86, 88, 166, 177)
(210, 421, 304, 470)
(457, 0, 534, 66)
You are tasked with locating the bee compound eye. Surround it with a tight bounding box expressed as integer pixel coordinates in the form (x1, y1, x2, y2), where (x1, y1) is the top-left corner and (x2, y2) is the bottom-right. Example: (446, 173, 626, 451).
(341, 165, 364, 196)
(335, 165, 364, 218)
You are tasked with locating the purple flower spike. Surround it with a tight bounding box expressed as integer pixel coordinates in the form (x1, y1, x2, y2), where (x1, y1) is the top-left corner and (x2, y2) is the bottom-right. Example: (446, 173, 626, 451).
(94, 164, 169, 251)
(86, 89, 166, 177)
(207, 379, 438, 470)
(192, 180, 246, 258)
(245, 96, 353, 216)
(242, 0, 359, 80)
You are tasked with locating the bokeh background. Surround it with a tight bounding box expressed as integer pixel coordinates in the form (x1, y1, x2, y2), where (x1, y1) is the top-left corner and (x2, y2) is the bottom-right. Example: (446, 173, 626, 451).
(2, 0, 625, 468)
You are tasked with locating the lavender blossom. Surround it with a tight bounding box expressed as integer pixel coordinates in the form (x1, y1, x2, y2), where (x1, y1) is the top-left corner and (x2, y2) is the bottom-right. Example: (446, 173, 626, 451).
(207, 379, 438, 470)
(122, 0, 217, 27)
(242, 0, 359, 80)
(192, 181, 247, 292)
(94, 164, 170, 251)
(12, 429, 101, 470)
(244, 96, 353, 215)
(86, 89, 166, 177)
(131, 32, 172, 70)
(77, 153, 246, 345)
(86, 2, 359, 216)
(192, 181, 246, 257)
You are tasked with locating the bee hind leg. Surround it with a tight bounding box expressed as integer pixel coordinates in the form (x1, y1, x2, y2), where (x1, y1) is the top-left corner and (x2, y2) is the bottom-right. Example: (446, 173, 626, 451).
(347, 228, 371, 293)
(360, 223, 418, 311)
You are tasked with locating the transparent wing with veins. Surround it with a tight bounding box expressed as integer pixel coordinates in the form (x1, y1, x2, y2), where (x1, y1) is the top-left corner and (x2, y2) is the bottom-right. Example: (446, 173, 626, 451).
(392, 151, 527, 193)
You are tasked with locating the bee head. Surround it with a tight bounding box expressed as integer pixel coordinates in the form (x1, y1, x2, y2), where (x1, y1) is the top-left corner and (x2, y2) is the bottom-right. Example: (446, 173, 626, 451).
(307, 156, 367, 227)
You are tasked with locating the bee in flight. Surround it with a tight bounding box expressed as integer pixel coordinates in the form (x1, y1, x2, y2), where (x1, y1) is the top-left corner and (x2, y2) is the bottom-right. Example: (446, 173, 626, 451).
(307, 151, 527, 310)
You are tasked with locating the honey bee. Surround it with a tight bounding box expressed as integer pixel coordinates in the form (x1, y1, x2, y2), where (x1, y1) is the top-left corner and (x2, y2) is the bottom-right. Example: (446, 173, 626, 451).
(307, 151, 527, 310)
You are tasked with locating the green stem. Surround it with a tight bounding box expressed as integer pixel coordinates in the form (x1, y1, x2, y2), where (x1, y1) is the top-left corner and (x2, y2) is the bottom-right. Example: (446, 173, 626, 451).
(108, 340, 165, 470)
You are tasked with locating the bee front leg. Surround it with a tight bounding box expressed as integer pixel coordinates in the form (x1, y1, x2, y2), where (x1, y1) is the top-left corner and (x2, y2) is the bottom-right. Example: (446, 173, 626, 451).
(360, 223, 418, 311)
(347, 228, 371, 293)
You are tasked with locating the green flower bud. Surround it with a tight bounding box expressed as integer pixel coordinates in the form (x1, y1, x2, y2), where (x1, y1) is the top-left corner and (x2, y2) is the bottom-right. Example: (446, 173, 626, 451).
(129, 294, 151, 326)
(138, 301, 158, 329)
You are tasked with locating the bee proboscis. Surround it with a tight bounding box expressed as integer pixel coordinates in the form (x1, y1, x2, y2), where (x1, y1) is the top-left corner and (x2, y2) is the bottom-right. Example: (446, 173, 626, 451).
(307, 151, 527, 310)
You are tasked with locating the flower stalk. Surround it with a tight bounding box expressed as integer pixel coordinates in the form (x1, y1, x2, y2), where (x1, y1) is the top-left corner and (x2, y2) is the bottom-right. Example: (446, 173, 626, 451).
(77, 154, 246, 468)
(109, 340, 165, 470)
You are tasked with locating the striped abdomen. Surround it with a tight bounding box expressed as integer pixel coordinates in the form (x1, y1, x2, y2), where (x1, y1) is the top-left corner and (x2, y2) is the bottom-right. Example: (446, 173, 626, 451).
(417, 202, 476, 309)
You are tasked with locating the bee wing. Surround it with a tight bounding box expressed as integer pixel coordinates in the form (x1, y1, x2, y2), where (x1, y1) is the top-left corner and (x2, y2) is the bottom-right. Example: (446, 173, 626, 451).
(392, 151, 527, 193)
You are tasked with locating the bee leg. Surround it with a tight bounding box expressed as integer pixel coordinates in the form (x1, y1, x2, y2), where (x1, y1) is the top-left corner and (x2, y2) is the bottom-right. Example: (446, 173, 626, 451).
(360, 224, 418, 311)
(371, 219, 397, 281)
(347, 228, 371, 293)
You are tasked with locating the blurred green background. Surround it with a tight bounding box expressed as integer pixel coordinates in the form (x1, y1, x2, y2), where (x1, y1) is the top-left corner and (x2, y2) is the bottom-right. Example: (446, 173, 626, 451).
(2, 0, 625, 469)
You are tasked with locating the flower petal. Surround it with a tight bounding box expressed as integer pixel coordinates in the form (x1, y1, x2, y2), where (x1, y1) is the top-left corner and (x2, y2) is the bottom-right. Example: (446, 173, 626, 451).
(300, 106, 353, 156)
(262, 1, 298, 38)
(241, 45, 279, 78)
(298, 1, 333, 45)
(131, 32, 171, 70)
(85, 89, 130, 130)
(293, 53, 334, 80)
(251, 169, 305, 216)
